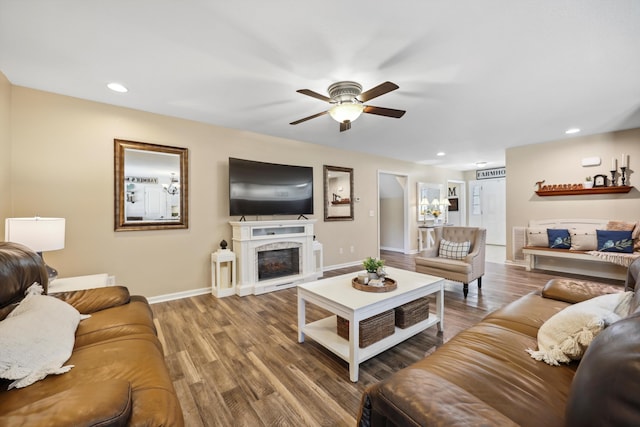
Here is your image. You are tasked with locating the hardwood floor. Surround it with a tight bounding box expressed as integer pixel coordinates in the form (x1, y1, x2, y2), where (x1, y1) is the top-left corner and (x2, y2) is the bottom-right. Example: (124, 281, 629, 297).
(151, 251, 623, 427)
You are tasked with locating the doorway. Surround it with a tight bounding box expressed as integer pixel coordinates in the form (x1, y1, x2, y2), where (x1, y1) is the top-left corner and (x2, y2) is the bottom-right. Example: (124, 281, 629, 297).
(446, 179, 467, 226)
(468, 178, 506, 245)
(378, 171, 409, 254)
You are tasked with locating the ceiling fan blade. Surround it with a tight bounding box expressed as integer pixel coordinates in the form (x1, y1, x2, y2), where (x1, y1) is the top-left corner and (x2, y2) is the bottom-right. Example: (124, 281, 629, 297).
(339, 120, 351, 132)
(359, 81, 399, 102)
(363, 106, 406, 118)
(289, 110, 329, 125)
(296, 89, 332, 103)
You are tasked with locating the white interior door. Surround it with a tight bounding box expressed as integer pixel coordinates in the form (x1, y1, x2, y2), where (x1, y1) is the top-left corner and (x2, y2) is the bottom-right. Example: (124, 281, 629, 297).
(467, 179, 506, 245)
(145, 187, 166, 220)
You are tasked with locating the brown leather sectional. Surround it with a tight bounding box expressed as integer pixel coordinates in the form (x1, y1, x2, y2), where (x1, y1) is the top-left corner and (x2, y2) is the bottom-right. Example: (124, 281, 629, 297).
(0, 242, 183, 426)
(358, 259, 640, 426)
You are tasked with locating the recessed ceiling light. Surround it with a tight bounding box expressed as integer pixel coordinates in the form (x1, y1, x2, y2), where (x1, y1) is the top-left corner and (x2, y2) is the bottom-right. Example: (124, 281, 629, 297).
(107, 82, 128, 93)
(436, 152, 446, 156)
(476, 161, 487, 168)
(565, 128, 581, 134)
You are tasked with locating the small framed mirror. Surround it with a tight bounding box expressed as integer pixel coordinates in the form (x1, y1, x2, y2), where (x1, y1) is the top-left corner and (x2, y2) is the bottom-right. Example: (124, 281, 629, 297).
(114, 139, 189, 231)
(417, 182, 443, 222)
(324, 165, 354, 221)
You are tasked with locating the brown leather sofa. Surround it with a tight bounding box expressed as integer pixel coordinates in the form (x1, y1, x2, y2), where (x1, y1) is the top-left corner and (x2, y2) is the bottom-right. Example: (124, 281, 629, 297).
(0, 242, 184, 426)
(358, 258, 640, 427)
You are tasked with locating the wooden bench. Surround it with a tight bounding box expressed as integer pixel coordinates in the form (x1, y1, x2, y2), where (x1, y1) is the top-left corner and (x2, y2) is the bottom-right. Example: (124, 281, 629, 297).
(520, 219, 631, 280)
(523, 246, 609, 269)
(522, 246, 628, 280)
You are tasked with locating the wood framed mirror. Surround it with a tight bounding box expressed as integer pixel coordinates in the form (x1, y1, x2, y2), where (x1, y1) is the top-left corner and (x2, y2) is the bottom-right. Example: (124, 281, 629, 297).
(324, 165, 354, 221)
(417, 182, 443, 222)
(114, 139, 189, 231)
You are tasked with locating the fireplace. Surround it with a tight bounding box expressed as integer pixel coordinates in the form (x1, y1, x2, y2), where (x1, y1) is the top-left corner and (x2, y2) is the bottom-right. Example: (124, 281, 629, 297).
(230, 219, 320, 296)
(258, 247, 300, 281)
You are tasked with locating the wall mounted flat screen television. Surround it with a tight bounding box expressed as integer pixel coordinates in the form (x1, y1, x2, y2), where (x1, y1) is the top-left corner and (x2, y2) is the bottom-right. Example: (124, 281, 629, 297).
(229, 157, 314, 216)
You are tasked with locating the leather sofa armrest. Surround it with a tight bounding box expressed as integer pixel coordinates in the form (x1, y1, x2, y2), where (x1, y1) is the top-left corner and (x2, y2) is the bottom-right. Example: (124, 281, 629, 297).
(541, 279, 622, 304)
(358, 369, 517, 426)
(0, 380, 131, 427)
(49, 286, 131, 314)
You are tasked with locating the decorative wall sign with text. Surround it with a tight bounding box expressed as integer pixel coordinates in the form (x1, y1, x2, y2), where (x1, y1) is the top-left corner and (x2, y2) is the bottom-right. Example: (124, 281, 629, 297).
(476, 167, 506, 180)
(125, 176, 159, 184)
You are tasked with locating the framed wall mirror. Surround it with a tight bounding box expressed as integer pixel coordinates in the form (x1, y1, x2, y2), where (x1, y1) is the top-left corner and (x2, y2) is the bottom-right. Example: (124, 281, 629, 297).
(324, 165, 354, 221)
(114, 139, 189, 231)
(417, 182, 443, 222)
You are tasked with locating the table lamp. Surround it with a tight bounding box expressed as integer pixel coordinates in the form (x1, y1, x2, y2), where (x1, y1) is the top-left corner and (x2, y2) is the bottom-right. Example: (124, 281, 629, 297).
(4, 217, 66, 280)
(440, 198, 451, 224)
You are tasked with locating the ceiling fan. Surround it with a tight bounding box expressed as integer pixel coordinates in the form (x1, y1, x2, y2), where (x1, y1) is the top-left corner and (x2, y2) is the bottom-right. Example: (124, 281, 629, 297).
(290, 81, 406, 132)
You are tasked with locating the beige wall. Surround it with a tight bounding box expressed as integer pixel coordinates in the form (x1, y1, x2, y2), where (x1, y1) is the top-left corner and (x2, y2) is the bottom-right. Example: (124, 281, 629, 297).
(0, 72, 11, 229)
(7, 84, 461, 297)
(506, 128, 640, 260)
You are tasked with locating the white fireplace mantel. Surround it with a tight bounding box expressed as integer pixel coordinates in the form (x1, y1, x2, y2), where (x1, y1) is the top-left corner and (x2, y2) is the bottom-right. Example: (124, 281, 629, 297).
(230, 219, 319, 296)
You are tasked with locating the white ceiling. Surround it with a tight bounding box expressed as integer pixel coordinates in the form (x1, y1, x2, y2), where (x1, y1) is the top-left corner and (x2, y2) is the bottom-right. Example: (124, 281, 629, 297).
(2, 1, 639, 171)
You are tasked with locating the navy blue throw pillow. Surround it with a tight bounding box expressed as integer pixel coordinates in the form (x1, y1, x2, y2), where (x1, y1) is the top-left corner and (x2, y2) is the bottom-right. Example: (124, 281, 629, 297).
(596, 230, 634, 253)
(547, 229, 571, 249)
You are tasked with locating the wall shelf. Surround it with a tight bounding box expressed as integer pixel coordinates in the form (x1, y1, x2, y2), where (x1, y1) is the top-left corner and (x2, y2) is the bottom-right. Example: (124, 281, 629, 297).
(535, 186, 633, 197)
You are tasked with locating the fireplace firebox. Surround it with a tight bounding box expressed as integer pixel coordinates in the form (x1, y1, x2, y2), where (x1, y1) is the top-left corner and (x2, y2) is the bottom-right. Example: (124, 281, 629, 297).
(258, 247, 300, 281)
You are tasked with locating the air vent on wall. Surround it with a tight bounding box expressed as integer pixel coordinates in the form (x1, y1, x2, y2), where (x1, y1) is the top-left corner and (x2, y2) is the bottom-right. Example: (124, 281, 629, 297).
(512, 226, 526, 262)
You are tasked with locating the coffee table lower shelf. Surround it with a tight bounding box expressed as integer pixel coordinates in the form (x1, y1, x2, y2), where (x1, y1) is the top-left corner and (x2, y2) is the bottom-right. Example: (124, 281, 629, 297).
(303, 314, 440, 365)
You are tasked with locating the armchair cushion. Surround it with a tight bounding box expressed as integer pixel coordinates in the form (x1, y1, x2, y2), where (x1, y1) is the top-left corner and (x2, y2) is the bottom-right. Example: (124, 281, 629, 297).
(439, 239, 471, 260)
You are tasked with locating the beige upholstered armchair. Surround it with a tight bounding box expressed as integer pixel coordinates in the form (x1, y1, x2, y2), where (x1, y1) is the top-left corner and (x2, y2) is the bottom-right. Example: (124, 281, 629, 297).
(415, 226, 486, 297)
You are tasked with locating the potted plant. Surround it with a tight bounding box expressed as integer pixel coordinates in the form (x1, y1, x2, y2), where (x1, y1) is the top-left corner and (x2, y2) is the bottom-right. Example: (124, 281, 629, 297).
(584, 176, 593, 189)
(363, 257, 385, 280)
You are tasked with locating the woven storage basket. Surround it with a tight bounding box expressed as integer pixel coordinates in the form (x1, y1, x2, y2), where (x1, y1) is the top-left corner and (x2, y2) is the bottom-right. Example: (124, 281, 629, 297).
(336, 310, 395, 348)
(395, 298, 429, 329)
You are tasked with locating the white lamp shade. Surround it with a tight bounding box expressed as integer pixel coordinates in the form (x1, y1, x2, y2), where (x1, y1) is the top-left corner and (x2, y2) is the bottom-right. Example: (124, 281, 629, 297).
(441, 198, 451, 206)
(329, 102, 364, 123)
(4, 217, 66, 252)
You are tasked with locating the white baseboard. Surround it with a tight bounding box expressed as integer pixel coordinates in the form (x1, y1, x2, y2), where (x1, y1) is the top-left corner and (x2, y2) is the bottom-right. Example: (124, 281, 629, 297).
(323, 260, 362, 272)
(148, 259, 391, 303)
(147, 287, 210, 304)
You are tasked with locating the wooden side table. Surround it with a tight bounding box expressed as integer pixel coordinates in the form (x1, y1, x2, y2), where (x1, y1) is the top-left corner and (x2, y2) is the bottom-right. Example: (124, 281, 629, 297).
(418, 226, 436, 251)
(211, 249, 236, 298)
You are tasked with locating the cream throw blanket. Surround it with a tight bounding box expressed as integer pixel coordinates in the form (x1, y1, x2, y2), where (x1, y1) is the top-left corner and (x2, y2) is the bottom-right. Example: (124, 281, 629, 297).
(587, 251, 640, 267)
(0, 284, 89, 389)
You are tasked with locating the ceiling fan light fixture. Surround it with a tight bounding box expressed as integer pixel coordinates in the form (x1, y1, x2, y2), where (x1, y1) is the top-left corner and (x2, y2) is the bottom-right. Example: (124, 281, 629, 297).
(329, 102, 364, 123)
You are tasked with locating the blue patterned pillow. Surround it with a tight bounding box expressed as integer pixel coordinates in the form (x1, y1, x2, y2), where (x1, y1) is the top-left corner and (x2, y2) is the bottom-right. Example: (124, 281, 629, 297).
(547, 229, 571, 249)
(596, 230, 634, 253)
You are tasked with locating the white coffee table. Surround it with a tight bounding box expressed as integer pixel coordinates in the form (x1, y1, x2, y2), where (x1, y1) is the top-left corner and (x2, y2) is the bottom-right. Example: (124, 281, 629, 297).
(297, 267, 444, 382)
